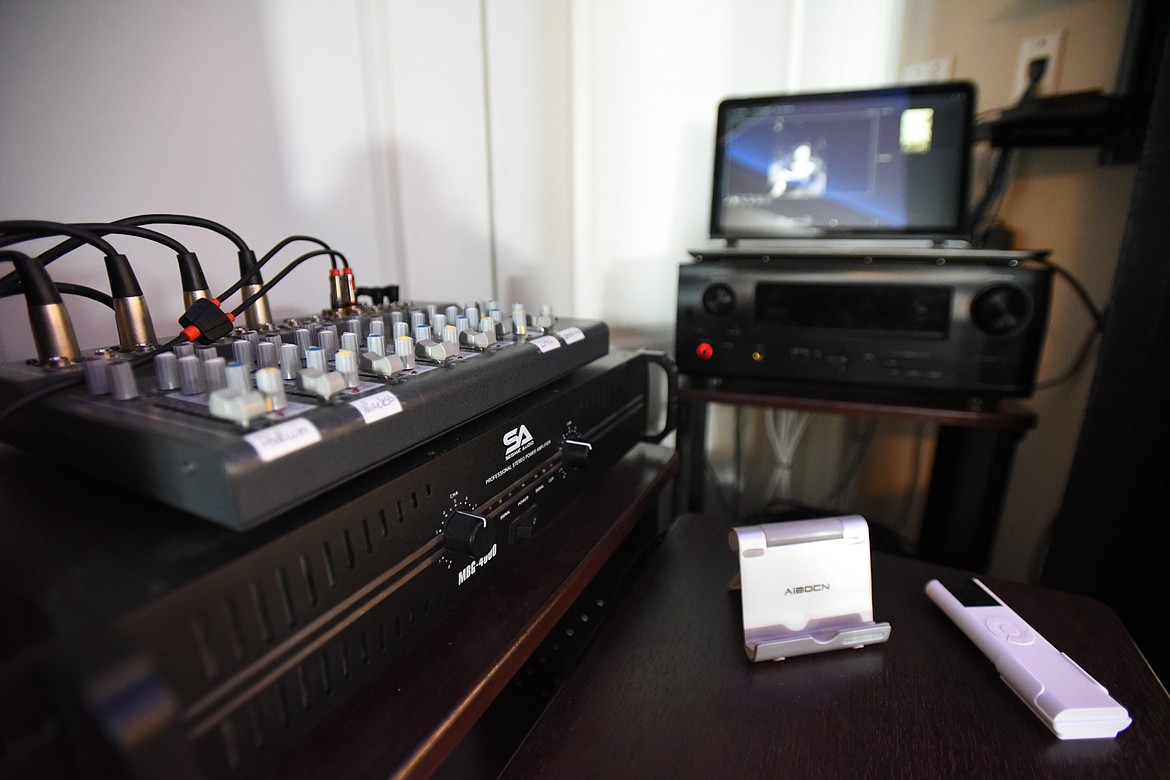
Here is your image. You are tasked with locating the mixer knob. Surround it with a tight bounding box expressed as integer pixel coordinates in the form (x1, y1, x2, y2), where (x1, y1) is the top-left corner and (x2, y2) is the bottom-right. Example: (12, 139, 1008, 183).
(369, 318, 385, 337)
(279, 343, 301, 380)
(108, 359, 139, 401)
(366, 332, 386, 357)
(254, 366, 288, 410)
(178, 354, 207, 395)
(318, 329, 339, 362)
(204, 357, 228, 392)
(306, 345, 329, 374)
(512, 303, 528, 337)
(432, 313, 447, 333)
(83, 353, 114, 395)
(294, 328, 313, 357)
(226, 362, 252, 395)
(231, 339, 255, 370)
(256, 340, 279, 370)
(394, 335, 417, 370)
(535, 304, 554, 330)
(465, 306, 480, 328)
(155, 353, 182, 392)
(335, 349, 360, 388)
(441, 324, 461, 347)
(443, 510, 495, 559)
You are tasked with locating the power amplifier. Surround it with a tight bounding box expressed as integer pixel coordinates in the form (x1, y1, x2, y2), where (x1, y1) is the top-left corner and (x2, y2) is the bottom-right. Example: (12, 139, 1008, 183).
(675, 248, 1053, 397)
(0, 349, 676, 779)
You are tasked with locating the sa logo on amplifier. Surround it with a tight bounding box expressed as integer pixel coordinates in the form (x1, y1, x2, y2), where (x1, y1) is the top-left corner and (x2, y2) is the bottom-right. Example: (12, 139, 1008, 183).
(503, 424, 535, 459)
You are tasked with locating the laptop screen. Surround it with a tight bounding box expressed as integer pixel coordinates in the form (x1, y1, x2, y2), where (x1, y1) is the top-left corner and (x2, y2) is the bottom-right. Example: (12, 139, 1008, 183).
(709, 82, 975, 241)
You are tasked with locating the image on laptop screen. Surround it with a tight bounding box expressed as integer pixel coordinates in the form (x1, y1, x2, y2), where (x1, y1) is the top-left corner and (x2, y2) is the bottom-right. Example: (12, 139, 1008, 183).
(709, 82, 975, 241)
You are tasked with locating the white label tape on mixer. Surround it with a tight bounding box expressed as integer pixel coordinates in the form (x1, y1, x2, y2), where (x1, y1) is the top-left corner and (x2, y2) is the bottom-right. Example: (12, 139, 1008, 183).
(244, 418, 323, 462)
(351, 391, 404, 424)
(557, 327, 585, 344)
(531, 335, 561, 353)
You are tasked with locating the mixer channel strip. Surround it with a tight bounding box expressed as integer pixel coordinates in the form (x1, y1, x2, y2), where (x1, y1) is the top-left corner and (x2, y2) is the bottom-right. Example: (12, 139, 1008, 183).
(0, 302, 609, 529)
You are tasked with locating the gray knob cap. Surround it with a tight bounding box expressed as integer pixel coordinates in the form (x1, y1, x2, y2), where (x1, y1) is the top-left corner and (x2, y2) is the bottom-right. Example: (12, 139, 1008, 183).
(154, 351, 180, 391)
(178, 355, 206, 395)
(108, 359, 139, 401)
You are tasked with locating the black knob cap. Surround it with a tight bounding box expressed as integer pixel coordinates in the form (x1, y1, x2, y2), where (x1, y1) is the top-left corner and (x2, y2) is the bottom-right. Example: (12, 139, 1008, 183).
(971, 285, 1031, 335)
(443, 511, 495, 558)
(702, 284, 736, 316)
(562, 438, 592, 468)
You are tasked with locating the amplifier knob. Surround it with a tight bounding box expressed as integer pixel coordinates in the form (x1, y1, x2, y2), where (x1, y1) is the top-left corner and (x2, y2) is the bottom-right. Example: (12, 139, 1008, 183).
(972, 285, 1031, 335)
(702, 284, 736, 316)
(444, 511, 495, 558)
(561, 438, 593, 468)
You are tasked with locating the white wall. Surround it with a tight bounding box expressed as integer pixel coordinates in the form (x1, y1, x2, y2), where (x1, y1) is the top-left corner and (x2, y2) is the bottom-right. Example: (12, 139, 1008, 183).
(895, 0, 1136, 581)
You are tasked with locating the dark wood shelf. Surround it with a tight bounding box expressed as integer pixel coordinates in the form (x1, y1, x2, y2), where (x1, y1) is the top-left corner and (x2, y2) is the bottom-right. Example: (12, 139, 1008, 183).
(680, 376, 1037, 431)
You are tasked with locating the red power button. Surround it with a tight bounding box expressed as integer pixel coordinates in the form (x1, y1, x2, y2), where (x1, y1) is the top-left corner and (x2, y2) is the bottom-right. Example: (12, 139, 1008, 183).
(695, 342, 714, 361)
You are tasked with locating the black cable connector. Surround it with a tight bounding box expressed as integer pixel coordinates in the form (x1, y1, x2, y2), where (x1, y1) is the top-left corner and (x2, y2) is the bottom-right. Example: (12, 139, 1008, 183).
(178, 298, 235, 345)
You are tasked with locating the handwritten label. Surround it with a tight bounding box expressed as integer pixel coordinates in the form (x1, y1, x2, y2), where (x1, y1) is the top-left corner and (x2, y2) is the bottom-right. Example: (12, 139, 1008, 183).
(557, 327, 585, 344)
(244, 418, 322, 462)
(350, 390, 403, 423)
(530, 335, 561, 353)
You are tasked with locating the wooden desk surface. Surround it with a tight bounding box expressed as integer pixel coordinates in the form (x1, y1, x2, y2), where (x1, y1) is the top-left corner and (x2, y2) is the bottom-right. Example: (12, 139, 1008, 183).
(270, 444, 678, 780)
(503, 514, 1170, 779)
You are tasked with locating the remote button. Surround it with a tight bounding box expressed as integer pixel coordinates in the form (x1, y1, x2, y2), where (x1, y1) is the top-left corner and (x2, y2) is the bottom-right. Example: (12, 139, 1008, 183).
(986, 616, 1035, 645)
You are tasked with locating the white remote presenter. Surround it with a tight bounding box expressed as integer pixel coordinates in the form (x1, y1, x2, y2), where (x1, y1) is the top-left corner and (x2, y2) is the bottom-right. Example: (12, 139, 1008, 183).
(925, 578, 1131, 740)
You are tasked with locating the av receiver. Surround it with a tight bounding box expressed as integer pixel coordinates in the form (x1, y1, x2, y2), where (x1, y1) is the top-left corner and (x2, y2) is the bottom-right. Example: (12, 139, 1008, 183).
(675, 248, 1053, 397)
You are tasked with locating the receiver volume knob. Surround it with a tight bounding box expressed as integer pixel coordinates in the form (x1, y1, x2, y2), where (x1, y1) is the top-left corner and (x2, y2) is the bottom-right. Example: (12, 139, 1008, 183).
(971, 285, 1031, 335)
(443, 511, 495, 559)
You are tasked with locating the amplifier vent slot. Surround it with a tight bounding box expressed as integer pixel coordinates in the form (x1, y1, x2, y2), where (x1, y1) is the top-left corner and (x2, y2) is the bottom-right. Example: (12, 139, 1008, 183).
(201, 591, 448, 777)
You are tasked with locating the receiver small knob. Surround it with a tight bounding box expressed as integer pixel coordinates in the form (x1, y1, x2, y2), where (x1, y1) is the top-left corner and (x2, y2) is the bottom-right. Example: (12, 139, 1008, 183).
(702, 284, 736, 316)
(443, 511, 495, 558)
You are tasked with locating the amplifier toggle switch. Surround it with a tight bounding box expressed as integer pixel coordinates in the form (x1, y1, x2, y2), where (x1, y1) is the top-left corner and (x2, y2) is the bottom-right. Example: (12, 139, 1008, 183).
(443, 511, 495, 559)
(561, 438, 593, 468)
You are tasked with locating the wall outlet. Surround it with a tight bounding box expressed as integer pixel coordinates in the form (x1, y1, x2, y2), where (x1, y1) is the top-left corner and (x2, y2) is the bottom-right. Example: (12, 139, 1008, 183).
(902, 56, 955, 84)
(1014, 30, 1065, 99)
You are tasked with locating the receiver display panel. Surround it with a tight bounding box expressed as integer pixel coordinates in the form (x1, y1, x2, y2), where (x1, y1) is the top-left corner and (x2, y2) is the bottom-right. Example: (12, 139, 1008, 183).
(710, 82, 974, 240)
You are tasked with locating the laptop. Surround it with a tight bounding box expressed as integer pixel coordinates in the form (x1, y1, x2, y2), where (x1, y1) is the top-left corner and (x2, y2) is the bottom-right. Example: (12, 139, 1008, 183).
(707, 81, 977, 248)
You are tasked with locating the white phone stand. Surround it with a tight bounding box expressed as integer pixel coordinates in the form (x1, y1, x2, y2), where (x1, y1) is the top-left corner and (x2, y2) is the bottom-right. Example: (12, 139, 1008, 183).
(729, 515, 891, 662)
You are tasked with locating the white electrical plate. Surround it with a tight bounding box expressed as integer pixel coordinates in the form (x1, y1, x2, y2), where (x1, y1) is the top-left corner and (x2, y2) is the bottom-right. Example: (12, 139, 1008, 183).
(1015, 30, 1065, 98)
(902, 56, 955, 84)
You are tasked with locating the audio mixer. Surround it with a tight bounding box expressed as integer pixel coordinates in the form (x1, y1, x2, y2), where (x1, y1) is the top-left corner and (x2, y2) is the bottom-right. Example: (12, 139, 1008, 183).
(0, 299, 609, 529)
(0, 348, 676, 779)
